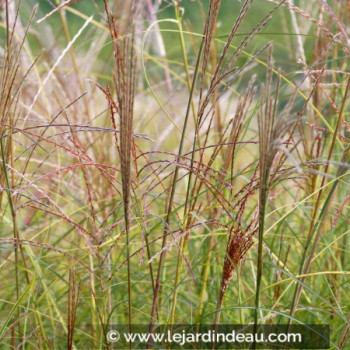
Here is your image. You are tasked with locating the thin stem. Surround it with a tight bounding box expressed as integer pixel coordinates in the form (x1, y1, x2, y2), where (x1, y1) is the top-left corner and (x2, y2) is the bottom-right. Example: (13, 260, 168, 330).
(254, 180, 268, 327)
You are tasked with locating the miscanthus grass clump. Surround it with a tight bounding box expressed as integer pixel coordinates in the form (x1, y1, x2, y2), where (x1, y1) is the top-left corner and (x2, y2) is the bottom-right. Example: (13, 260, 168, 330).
(0, 0, 350, 349)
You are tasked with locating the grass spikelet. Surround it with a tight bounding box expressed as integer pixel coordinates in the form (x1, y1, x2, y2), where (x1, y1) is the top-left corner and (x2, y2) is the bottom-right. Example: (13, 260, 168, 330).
(215, 170, 258, 327)
(104, 0, 138, 332)
(254, 45, 284, 333)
